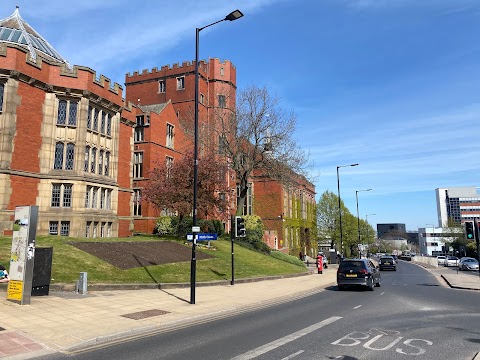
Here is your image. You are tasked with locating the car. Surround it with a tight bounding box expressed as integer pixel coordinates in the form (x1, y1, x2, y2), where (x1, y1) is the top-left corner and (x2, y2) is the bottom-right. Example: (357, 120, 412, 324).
(337, 258, 381, 291)
(379, 256, 396, 271)
(458, 257, 479, 271)
(437, 256, 447, 265)
(444, 256, 459, 267)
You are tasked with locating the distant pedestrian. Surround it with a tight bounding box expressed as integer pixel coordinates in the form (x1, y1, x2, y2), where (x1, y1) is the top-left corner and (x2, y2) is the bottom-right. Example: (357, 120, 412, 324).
(299, 251, 303, 261)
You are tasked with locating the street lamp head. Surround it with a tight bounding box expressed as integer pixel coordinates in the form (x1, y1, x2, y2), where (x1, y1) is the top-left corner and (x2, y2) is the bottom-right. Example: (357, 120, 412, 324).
(225, 9, 244, 21)
(351, 163, 359, 167)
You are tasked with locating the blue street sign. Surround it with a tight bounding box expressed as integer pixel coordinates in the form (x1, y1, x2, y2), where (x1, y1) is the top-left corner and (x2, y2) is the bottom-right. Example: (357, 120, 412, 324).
(186, 233, 218, 241)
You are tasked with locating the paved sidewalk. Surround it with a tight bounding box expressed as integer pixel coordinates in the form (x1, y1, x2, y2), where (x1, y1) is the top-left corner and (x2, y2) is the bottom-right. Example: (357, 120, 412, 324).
(411, 260, 480, 290)
(0, 267, 337, 359)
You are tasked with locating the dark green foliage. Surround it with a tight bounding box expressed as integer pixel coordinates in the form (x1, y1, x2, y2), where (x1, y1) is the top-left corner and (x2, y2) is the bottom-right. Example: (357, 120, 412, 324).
(235, 215, 270, 254)
(155, 216, 225, 238)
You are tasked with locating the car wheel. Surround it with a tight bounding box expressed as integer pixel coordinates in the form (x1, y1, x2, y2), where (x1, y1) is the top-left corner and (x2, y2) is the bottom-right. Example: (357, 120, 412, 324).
(338, 285, 344, 291)
(368, 279, 375, 291)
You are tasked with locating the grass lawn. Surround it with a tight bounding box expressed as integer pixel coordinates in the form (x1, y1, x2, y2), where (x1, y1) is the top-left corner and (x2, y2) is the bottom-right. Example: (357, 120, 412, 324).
(0, 235, 306, 285)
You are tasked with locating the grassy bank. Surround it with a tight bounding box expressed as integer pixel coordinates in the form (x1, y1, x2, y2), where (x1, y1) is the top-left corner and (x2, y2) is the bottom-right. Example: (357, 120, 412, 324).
(0, 236, 305, 284)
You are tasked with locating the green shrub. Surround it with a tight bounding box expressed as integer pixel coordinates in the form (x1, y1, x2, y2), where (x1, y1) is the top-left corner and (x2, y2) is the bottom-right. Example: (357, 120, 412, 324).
(157, 216, 225, 238)
(154, 216, 175, 236)
(235, 215, 271, 254)
(271, 251, 305, 266)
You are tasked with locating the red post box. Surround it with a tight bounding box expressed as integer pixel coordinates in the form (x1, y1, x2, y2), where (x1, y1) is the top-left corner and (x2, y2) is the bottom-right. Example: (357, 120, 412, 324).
(317, 255, 323, 274)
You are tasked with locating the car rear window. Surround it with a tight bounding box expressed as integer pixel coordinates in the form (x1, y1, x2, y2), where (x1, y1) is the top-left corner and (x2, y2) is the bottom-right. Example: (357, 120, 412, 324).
(380, 258, 393, 263)
(339, 261, 366, 271)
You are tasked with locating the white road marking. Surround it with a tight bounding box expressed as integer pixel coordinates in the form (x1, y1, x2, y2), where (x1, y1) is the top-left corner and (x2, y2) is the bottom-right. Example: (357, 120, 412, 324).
(354, 305, 362, 309)
(280, 350, 304, 360)
(381, 292, 385, 295)
(230, 316, 342, 360)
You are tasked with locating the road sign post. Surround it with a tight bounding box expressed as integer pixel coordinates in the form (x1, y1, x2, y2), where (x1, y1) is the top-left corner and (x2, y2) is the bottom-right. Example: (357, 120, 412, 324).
(231, 215, 235, 285)
(474, 218, 479, 277)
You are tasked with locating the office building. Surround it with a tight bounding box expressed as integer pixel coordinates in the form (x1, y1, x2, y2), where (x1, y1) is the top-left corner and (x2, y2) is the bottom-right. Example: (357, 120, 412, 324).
(436, 187, 480, 226)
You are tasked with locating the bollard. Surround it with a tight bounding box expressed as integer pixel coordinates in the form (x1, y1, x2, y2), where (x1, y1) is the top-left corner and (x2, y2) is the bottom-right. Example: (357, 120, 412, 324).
(78, 272, 88, 295)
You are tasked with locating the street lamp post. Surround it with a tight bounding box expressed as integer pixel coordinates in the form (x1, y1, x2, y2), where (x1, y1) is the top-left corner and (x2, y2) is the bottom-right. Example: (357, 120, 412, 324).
(337, 163, 359, 258)
(426, 224, 435, 256)
(365, 214, 376, 255)
(191, 9, 244, 305)
(355, 188, 372, 256)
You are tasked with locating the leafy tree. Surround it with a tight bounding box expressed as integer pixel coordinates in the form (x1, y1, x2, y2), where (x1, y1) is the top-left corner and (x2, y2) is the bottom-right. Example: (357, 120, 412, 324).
(143, 151, 229, 228)
(316, 190, 339, 245)
(316, 190, 368, 256)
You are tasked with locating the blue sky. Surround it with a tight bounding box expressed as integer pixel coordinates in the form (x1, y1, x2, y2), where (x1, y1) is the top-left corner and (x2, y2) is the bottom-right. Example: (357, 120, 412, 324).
(3, 0, 480, 231)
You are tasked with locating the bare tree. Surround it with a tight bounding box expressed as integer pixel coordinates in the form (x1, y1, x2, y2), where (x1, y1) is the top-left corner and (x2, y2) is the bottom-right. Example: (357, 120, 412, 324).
(213, 84, 310, 214)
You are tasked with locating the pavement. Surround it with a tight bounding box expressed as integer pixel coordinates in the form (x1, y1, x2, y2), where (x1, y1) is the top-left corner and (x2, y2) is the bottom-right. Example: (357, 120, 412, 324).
(0, 260, 478, 359)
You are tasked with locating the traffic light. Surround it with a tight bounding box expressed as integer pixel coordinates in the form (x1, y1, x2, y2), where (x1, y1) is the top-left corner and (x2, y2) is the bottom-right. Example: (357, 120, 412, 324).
(235, 216, 246, 237)
(465, 221, 475, 240)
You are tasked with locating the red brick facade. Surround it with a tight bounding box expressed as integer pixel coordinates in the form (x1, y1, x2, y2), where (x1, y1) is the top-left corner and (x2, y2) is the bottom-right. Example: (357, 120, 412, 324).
(0, 9, 316, 248)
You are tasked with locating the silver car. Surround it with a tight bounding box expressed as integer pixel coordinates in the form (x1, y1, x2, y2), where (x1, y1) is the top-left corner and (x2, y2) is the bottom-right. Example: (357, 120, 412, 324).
(458, 257, 479, 271)
(444, 256, 459, 267)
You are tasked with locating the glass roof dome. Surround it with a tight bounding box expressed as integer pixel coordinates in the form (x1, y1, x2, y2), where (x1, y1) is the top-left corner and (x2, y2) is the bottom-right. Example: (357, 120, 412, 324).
(0, 7, 70, 67)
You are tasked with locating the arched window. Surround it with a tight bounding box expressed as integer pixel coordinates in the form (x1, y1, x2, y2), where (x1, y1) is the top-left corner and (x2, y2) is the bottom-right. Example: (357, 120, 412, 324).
(93, 108, 99, 131)
(68, 102, 78, 126)
(98, 150, 104, 175)
(65, 143, 75, 170)
(57, 100, 67, 125)
(0, 83, 4, 112)
(90, 148, 96, 173)
(104, 152, 110, 176)
(54, 142, 64, 169)
(100, 112, 106, 134)
(84, 146, 90, 171)
(87, 106, 92, 129)
(106, 114, 112, 136)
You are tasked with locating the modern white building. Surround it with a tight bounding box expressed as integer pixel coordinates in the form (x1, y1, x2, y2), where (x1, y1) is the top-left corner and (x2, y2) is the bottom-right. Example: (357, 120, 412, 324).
(418, 226, 461, 256)
(436, 187, 480, 226)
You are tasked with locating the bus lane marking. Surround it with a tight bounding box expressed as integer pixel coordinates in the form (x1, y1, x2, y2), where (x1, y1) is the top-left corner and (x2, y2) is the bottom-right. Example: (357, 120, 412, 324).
(331, 328, 433, 356)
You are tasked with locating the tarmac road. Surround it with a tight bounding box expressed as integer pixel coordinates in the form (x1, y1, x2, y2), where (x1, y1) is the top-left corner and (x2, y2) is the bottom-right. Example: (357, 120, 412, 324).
(30, 260, 480, 360)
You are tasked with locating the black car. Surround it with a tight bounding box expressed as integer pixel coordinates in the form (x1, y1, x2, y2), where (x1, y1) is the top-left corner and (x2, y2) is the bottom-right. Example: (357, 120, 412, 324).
(379, 256, 396, 271)
(337, 258, 381, 291)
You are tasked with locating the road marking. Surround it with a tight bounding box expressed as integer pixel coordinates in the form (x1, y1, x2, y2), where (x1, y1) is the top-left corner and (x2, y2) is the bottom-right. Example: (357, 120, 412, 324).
(280, 350, 304, 360)
(230, 316, 342, 360)
(381, 292, 385, 295)
(354, 305, 362, 309)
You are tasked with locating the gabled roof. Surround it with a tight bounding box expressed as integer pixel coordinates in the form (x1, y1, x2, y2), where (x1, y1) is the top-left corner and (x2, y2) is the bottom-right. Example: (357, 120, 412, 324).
(138, 102, 169, 114)
(0, 7, 70, 66)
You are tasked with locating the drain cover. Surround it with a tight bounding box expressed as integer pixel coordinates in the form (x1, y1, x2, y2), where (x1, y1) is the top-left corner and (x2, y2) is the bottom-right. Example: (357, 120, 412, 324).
(121, 309, 170, 320)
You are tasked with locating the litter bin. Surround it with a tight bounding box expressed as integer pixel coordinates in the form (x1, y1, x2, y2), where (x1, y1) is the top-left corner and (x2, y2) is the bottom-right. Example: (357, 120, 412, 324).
(32, 247, 53, 296)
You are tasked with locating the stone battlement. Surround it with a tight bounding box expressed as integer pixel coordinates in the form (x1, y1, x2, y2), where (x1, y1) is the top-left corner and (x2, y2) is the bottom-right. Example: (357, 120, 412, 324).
(0, 43, 123, 97)
(125, 58, 235, 78)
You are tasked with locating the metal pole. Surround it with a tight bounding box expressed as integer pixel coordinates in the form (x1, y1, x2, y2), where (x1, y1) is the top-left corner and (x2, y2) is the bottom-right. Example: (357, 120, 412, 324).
(231, 215, 235, 285)
(337, 166, 343, 257)
(190, 27, 200, 305)
(356, 190, 360, 256)
(474, 217, 479, 277)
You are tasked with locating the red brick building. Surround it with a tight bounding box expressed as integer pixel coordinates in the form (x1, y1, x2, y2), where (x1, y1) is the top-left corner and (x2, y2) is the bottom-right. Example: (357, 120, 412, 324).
(0, 8, 316, 254)
(0, 8, 135, 237)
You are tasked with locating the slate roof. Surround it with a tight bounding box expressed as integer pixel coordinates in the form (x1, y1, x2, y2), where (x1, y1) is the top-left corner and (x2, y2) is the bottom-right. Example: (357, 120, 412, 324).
(138, 102, 169, 114)
(0, 7, 70, 66)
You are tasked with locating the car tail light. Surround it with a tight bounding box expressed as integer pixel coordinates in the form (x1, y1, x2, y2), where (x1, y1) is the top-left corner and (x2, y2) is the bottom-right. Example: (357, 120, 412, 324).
(359, 269, 368, 275)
